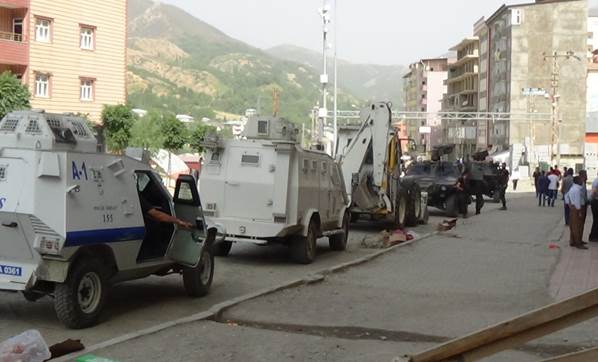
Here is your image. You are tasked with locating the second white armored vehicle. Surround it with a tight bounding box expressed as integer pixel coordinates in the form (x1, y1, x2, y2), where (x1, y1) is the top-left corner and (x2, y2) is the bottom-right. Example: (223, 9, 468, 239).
(200, 116, 349, 264)
(0, 111, 216, 329)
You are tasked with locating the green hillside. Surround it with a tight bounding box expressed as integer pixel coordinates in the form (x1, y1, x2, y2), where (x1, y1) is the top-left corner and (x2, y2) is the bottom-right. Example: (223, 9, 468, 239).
(127, 0, 359, 124)
(266, 44, 407, 109)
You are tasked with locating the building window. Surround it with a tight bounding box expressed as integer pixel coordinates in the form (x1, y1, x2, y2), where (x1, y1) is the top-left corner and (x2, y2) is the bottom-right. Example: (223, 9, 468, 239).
(35, 73, 50, 97)
(512, 9, 523, 25)
(12, 18, 23, 41)
(35, 18, 51, 42)
(80, 78, 94, 101)
(80, 27, 94, 50)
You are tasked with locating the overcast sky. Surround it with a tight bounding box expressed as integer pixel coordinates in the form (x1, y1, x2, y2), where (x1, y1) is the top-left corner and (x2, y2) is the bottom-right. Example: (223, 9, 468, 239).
(162, 0, 598, 65)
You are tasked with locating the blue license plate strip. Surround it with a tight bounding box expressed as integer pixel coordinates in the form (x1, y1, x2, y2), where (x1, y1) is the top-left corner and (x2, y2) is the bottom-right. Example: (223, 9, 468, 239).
(0, 265, 22, 277)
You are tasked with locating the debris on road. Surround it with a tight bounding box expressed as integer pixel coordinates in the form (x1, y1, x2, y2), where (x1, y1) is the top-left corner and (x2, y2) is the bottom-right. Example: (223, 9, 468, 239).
(360, 229, 411, 249)
(49, 339, 85, 359)
(437, 218, 458, 232)
(0, 330, 50, 362)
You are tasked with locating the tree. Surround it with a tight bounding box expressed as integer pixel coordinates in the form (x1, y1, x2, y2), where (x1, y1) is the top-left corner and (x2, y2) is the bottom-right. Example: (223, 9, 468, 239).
(101, 104, 135, 154)
(161, 115, 189, 152)
(160, 115, 189, 185)
(189, 123, 216, 154)
(0, 71, 30, 120)
(130, 110, 164, 152)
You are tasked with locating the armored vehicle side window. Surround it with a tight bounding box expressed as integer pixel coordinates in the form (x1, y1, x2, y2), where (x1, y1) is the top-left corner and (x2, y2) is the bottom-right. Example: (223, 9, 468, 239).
(257, 120, 269, 135)
(0, 119, 19, 132)
(25, 119, 42, 134)
(322, 162, 328, 174)
(241, 154, 260, 166)
(174, 175, 201, 207)
(176, 182, 194, 202)
(210, 152, 220, 162)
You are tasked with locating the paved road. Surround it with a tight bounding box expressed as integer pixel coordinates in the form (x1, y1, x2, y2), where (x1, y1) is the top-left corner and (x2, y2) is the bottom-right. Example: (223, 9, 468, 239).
(86, 193, 596, 362)
(0, 210, 442, 346)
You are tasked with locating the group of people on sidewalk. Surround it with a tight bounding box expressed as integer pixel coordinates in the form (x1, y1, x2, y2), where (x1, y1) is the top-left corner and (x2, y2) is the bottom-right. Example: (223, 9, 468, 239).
(534, 166, 598, 250)
(533, 166, 563, 207)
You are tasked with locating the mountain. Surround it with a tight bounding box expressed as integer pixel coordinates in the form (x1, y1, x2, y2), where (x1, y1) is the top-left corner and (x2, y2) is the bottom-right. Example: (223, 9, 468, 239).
(267, 44, 407, 109)
(126, 0, 359, 124)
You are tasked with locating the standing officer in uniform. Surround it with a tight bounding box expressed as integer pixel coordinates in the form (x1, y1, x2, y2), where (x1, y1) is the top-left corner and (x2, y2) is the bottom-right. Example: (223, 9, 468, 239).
(497, 163, 510, 210)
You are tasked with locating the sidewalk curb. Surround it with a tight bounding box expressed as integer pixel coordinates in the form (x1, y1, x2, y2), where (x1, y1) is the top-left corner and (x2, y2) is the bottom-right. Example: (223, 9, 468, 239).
(55, 230, 438, 361)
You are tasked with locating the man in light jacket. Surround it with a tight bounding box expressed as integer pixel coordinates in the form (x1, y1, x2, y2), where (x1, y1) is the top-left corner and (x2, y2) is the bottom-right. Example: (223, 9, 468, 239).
(565, 176, 588, 250)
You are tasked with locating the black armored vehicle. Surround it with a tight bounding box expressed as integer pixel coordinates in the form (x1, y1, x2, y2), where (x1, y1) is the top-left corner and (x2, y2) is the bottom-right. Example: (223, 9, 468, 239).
(403, 161, 467, 217)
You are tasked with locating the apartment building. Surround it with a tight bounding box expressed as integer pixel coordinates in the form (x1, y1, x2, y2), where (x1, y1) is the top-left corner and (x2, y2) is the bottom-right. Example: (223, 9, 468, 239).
(442, 36, 480, 157)
(402, 58, 448, 152)
(0, 0, 126, 122)
(478, 0, 587, 168)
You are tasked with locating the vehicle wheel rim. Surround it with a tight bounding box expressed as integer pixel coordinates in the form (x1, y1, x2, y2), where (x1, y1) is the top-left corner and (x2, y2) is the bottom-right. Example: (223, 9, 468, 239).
(398, 197, 407, 224)
(200, 252, 212, 285)
(414, 193, 421, 218)
(78, 272, 102, 314)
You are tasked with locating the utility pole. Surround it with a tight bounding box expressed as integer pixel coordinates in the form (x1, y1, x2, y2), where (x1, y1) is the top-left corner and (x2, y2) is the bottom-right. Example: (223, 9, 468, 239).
(543, 50, 581, 166)
(318, 1, 331, 150)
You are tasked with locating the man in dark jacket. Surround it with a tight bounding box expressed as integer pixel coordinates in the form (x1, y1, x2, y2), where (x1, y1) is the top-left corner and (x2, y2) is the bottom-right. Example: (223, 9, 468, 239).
(538, 171, 550, 207)
(497, 163, 510, 210)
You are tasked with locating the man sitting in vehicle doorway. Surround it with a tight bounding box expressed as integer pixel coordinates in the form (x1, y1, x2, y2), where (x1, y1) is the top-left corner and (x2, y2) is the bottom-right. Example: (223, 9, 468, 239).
(140, 195, 194, 230)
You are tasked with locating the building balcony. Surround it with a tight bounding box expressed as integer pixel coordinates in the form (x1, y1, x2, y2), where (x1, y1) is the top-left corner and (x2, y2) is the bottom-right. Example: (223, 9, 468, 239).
(0, 32, 28, 65)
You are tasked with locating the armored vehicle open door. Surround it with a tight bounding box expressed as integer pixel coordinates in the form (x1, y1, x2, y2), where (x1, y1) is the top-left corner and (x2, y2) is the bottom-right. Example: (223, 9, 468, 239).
(167, 175, 215, 268)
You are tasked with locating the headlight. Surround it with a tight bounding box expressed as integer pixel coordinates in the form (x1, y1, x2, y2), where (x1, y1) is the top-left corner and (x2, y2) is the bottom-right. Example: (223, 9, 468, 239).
(441, 186, 447, 191)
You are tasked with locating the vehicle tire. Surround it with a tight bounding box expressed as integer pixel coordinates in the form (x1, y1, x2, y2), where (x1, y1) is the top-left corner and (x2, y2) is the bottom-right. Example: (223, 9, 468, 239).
(213, 240, 232, 257)
(445, 194, 458, 217)
(329, 212, 349, 251)
(394, 190, 408, 229)
(183, 248, 214, 298)
(54, 258, 110, 329)
(290, 219, 318, 264)
(405, 185, 421, 227)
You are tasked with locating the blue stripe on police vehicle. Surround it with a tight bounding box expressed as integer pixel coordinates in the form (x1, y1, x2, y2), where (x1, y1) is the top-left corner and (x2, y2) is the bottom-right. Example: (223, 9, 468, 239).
(0, 264, 22, 277)
(0, 197, 6, 210)
(65, 226, 146, 247)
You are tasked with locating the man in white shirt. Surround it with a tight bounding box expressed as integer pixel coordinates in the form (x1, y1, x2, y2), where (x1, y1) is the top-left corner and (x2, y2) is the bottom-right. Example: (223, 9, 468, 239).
(547, 172, 560, 207)
(565, 176, 588, 249)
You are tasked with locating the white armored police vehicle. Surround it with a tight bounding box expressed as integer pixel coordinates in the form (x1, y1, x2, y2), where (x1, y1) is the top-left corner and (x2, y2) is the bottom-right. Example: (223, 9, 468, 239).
(0, 111, 216, 329)
(200, 116, 350, 264)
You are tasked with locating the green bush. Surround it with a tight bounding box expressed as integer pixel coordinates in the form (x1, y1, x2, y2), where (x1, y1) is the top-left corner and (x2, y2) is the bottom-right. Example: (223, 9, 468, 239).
(0, 71, 30, 120)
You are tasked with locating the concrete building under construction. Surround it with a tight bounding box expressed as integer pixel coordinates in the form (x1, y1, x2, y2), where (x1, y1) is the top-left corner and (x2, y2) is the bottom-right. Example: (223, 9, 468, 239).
(478, 0, 588, 168)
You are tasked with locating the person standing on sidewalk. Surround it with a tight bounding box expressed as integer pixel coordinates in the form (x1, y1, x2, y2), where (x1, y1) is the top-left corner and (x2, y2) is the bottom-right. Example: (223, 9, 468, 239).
(497, 163, 510, 210)
(561, 169, 574, 225)
(589, 171, 598, 242)
(547, 171, 560, 207)
(565, 176, 588, 250)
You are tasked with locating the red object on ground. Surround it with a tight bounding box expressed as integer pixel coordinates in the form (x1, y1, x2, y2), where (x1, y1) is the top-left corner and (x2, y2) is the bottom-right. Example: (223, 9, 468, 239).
(548, 243, 559, 250)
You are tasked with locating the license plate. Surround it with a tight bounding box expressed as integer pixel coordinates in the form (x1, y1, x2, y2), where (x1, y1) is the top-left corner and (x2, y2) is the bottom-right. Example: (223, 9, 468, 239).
(0, 265, 22, 277)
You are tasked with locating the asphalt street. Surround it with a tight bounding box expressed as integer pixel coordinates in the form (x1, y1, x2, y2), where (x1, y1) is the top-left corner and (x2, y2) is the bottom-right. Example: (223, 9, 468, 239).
(79, 193, 597, 362)
(0, 207, 442, 347)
